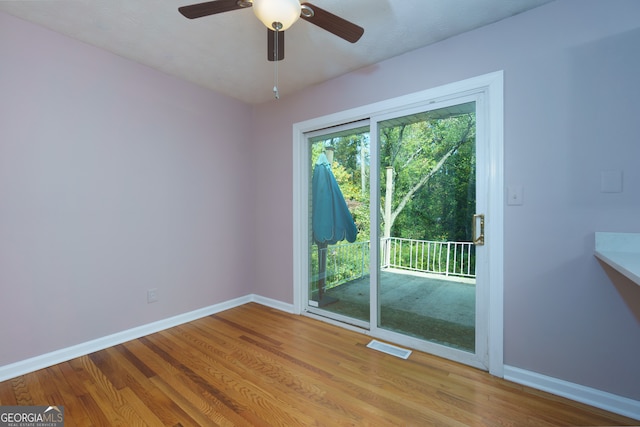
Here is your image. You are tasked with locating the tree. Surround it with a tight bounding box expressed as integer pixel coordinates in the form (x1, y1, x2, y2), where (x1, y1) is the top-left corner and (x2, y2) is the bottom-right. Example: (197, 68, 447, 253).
(380, 113, 475, 241)
(310, 110, 475, 244)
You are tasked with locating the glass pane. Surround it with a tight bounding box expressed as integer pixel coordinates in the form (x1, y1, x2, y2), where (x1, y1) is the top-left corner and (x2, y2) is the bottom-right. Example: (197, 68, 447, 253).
(378, 102, 477, 352)
(308, 127, 370, 323)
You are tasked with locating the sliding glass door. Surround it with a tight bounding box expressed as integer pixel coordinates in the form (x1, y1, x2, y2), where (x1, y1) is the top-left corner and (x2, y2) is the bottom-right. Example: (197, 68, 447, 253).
(375, 101, 478, 353)
(295, 73, 503, 371)
(305, 123, 371, 328)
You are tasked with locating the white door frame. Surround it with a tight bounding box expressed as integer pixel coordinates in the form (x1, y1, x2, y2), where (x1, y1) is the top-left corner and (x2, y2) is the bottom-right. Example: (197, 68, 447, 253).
(292, 71, 504, 377)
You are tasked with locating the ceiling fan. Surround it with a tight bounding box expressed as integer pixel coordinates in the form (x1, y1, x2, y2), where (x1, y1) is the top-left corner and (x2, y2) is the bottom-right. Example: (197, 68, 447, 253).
(178, 0, 364, 62)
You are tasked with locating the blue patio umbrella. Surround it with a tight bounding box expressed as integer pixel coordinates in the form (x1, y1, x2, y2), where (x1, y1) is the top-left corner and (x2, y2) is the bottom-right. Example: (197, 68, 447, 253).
(312, 152, 357, 305)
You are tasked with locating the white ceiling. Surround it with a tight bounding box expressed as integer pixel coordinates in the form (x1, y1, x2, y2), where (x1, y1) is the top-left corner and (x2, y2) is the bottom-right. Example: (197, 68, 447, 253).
(0, 0, 554, 104)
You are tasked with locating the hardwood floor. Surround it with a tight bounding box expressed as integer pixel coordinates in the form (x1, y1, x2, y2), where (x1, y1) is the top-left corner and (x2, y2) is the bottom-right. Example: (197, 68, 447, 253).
(0, 303, 637, 426)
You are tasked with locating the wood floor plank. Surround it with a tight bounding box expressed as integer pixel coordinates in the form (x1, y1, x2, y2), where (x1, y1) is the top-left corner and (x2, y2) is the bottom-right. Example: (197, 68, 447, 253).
(165, 328, 344, 422)
(0, 302, 637, 426)
(77, 392, 115, 426)
(75, 355, 146, 426)
(197, 316, 387, 422)
(0, 379, 16, 406)
(180, 328, 386, 425)
(101, 346, 194, 426)
(54, 362, 95, 427)
(215, 312, 476, 425)
(145, 331, 317, 426)
(16, 372, 39, 405)
(150, 374, 240, 427)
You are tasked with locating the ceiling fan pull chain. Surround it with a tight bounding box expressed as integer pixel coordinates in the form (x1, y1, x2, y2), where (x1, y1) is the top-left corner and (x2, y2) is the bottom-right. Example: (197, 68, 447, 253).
(273, 28, 280, 99)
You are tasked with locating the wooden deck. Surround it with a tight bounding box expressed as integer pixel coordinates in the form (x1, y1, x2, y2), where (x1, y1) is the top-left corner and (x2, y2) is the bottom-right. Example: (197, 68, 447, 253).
(0, 303, 636, 426)
(323, 269, 476, 350)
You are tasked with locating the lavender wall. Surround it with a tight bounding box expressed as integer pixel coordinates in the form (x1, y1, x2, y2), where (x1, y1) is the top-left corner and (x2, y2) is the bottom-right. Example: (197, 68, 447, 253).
(250, 0, 640, 400)
(2, 0, 639, 404)
(0, 13, 254, 365)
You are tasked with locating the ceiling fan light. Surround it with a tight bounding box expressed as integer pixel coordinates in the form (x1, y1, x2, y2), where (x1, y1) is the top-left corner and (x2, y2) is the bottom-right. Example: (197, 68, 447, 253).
(253, 0, 301, 31)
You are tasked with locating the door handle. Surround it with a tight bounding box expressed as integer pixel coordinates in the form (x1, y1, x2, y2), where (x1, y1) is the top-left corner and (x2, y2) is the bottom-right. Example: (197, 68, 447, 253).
(473, 214, 485, 246)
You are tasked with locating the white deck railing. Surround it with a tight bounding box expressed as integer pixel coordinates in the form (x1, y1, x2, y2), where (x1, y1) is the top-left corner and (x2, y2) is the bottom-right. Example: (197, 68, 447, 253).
(381, 237, 475, 278)
(314, 237, 475, 290)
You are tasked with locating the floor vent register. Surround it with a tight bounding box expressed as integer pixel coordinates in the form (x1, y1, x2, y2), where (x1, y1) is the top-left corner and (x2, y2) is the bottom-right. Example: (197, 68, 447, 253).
(366, 339, 412, 359)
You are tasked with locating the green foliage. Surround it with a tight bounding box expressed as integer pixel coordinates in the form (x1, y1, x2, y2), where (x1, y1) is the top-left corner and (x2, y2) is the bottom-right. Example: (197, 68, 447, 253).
(381, 110, 476, 242)
(331, 163, 360, 201)
(309, 105, 477, 287)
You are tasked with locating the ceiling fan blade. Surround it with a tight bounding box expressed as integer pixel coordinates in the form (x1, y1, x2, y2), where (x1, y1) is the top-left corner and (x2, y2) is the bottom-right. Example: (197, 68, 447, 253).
(179, 0, 249, 19)
(300, 2, 364, 43)
(267, 29, 285, 62)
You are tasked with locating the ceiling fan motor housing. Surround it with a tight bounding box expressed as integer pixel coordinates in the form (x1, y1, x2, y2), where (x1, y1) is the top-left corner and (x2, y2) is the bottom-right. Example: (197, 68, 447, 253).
(252, 0, 301, 31)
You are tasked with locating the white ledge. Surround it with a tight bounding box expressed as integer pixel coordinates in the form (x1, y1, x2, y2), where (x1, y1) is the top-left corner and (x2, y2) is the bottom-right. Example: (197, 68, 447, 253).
(595, 232, 640, 286)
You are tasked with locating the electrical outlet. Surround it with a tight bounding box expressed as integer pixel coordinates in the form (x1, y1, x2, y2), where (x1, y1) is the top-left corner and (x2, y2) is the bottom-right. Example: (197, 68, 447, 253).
(147, 288, 159, 304)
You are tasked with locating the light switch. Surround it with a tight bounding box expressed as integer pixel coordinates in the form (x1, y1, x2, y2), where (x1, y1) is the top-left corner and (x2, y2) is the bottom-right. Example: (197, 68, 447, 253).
(601, 170, 623, 193)
(507, 185, 523, 206)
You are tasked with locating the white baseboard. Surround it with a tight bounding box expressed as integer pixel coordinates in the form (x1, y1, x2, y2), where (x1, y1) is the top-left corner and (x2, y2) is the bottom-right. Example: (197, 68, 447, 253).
(251, 294, 295, 313)
(0, 294, 259, 382)
(504, 365, 640, 421)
